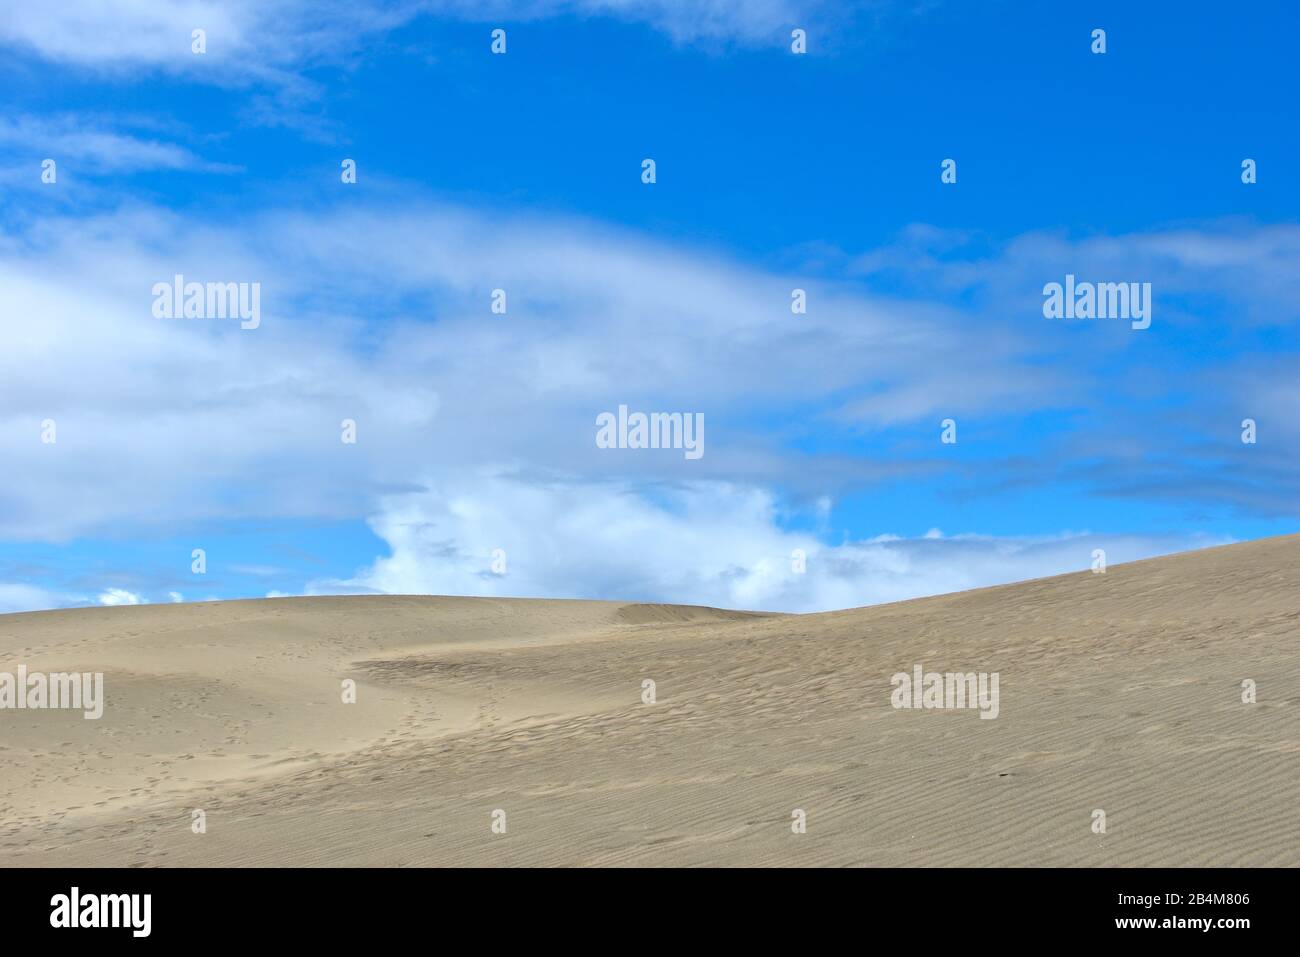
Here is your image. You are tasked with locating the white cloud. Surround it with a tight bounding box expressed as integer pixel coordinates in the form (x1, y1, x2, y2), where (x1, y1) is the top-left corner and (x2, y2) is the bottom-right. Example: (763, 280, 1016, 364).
(97, 588, 143, 606)
(322, 472, 1225, 612)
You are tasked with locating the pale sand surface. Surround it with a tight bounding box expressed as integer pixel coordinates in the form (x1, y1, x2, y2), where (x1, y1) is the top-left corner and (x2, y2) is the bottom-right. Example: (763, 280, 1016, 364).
(1, 535, 1296, 866)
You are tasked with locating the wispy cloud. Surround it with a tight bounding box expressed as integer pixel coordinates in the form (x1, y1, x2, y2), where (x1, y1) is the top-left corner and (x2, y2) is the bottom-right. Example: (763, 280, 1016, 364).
(0, 115, 237, 177)
(0, 582, 67, 615)
(0, 0, 837, 80)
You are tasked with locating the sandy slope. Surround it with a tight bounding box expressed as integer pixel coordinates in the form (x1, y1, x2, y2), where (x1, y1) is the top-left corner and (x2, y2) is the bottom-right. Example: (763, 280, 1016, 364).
(1, 536, 1296, 867)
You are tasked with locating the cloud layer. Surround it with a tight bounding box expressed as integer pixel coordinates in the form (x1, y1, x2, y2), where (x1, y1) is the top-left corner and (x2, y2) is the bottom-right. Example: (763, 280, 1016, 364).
(0, 197, 1291, 611)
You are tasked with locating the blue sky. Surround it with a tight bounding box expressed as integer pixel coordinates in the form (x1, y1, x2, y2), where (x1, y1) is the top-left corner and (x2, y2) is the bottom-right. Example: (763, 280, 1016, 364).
(0, 0, 1296, 613)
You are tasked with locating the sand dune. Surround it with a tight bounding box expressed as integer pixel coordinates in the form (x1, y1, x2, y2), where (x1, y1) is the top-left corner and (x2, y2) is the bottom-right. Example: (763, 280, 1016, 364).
(1, 535, 1296, 866)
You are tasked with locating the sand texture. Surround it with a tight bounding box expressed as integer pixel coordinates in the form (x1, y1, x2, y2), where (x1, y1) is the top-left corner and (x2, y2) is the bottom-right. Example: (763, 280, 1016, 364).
(1, 535, 1296, 866)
